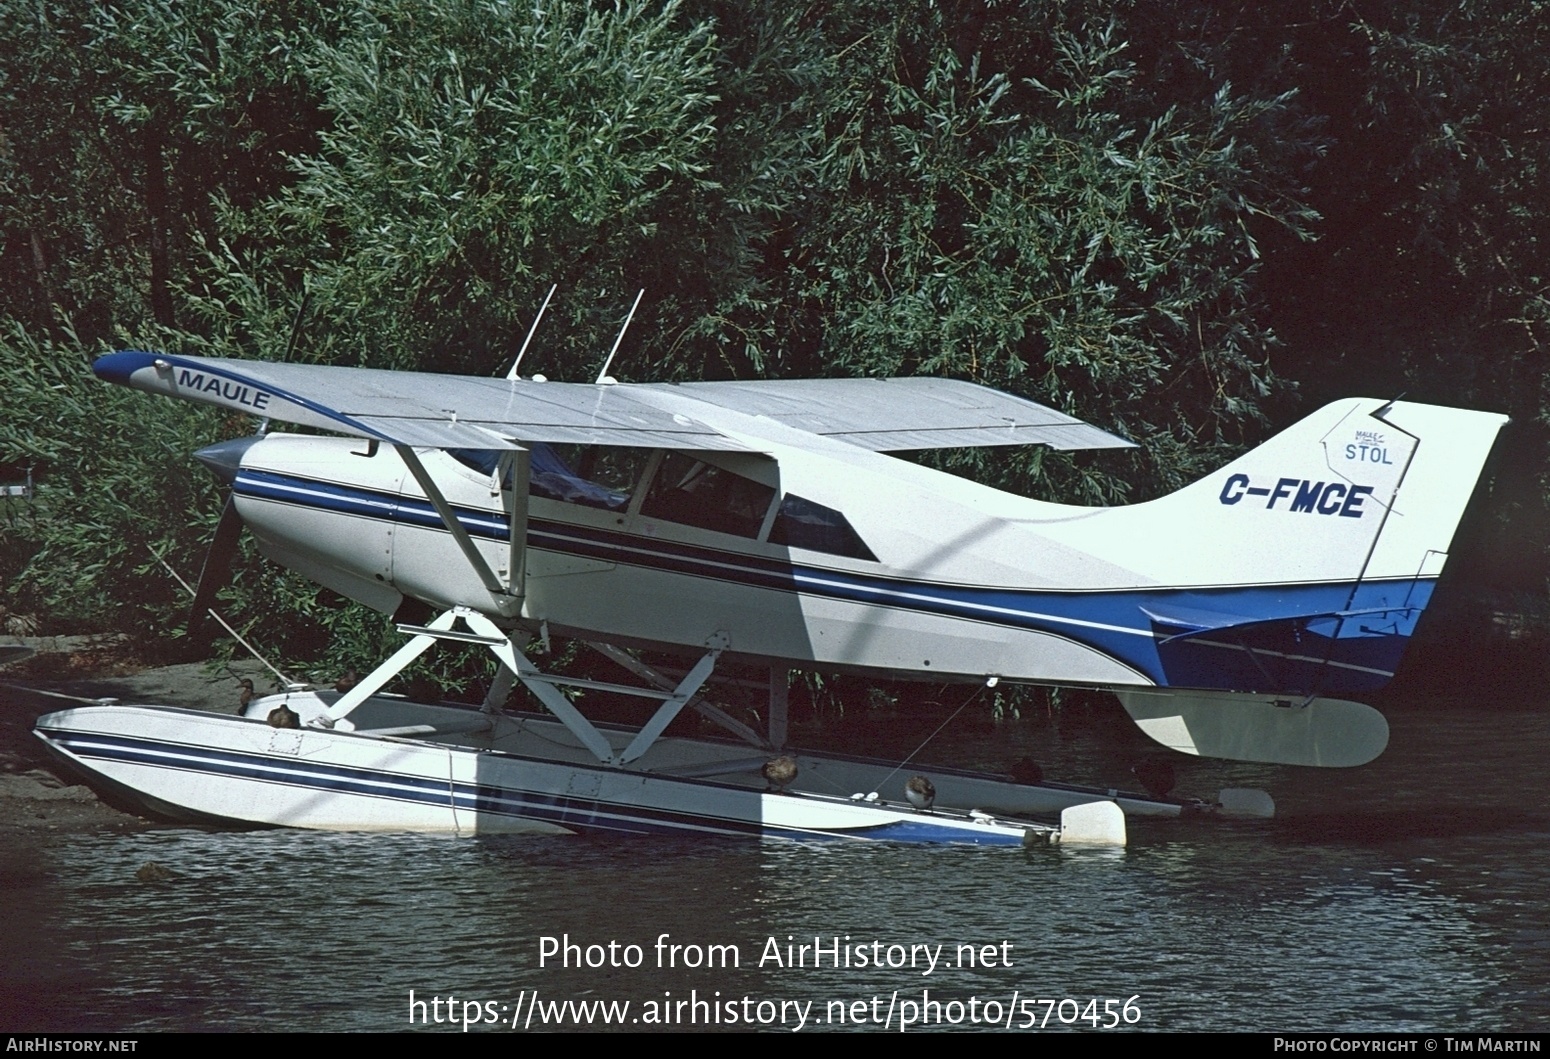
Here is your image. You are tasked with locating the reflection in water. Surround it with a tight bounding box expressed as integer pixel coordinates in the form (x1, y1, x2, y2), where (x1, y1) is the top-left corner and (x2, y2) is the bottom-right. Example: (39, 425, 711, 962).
(4, 699, 1547, 1031)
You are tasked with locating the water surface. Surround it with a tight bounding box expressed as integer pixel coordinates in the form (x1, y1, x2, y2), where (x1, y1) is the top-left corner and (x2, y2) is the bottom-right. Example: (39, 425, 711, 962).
(4, 697, 1545, 1032)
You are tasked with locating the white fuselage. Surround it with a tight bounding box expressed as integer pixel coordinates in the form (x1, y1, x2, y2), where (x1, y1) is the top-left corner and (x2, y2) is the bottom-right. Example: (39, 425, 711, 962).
(234, 430, 1154, 687)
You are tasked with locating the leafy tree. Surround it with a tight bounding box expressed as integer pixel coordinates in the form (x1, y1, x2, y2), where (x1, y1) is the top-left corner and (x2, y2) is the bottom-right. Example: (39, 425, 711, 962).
(190, 0, 723, 378)
(0, 0, 142, 340)
(0, 325, 224, 635)
(690, 1, 1323, 501)
(0, 0, 334, 342)
(0, 0, 341, 644)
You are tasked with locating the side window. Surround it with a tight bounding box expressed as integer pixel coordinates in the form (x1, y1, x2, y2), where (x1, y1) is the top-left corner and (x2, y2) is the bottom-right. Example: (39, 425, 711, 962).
(769, 494, 877, 561)
(531, 444, 651, 512)
(640, 453, 776, 538)
(451, 445, 648, 512)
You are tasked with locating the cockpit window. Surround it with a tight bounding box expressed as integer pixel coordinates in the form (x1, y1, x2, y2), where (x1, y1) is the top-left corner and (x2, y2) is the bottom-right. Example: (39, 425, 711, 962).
(450, 444, 649, 512)
(449, 450, 873, 560)
(769, 494, 877, 561)
(450, 449, 502, 477)
(640, 452, 776, 538)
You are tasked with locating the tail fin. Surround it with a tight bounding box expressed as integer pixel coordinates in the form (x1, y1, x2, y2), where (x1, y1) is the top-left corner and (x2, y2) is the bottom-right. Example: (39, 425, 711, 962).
(1151, 398, 1503, 582)
(1075, 398, 1507, 696)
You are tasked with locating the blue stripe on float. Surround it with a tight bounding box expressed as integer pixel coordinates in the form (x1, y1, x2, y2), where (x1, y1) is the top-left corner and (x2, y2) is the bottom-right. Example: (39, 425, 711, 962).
(41, 729, 1026, 844)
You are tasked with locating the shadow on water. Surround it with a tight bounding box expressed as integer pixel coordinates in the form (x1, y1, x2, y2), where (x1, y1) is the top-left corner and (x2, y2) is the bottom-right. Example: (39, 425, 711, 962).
(1272, 807, 1550, 845)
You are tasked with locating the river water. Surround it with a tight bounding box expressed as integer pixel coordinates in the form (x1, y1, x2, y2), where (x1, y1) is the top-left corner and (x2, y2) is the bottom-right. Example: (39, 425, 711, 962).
(4, 696, 1547, 1033)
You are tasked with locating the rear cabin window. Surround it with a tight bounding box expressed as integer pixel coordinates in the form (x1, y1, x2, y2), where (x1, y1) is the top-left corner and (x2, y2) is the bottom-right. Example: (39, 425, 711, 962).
(769, 494, 877, 561)
(640, 453, 775, 539)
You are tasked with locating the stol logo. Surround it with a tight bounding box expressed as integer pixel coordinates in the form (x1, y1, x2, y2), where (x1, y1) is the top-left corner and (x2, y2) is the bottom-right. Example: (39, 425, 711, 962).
(1219, 475, 1374, 518)
(1346, 430, 1395, 464)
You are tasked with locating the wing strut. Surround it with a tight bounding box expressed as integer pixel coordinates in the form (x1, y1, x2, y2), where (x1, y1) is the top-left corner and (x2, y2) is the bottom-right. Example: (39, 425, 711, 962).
(501, 449, 529, 601)
(394, 444, 528, 604)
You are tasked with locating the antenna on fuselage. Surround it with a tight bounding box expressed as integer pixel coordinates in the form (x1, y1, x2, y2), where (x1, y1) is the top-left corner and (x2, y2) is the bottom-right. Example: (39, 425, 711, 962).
(595, 288, 644, 385)
(507, 283, 558, 381)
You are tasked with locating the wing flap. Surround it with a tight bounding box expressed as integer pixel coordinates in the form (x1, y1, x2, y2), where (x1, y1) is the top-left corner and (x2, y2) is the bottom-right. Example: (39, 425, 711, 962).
(817, 422, 1132, 451)
(661, 377, 1134, 450)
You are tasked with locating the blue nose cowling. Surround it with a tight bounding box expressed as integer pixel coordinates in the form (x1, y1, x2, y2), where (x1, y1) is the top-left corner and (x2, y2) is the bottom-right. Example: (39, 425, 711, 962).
(193, 436, 262, 485)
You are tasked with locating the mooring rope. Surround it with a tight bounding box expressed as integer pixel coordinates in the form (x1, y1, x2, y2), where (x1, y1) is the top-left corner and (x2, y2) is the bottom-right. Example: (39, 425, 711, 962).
(871, 681, 988, 795)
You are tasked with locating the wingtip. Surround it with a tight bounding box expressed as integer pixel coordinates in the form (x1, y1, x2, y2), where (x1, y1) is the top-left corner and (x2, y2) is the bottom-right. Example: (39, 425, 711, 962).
(91, 350, 159, 384)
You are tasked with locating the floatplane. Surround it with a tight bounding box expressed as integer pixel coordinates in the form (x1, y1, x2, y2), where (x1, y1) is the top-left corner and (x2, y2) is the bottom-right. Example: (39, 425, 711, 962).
(32, 310, 1506, 846)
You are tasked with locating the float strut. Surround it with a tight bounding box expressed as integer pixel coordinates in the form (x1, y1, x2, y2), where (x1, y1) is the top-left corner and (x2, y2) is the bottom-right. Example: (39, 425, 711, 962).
(322, 608, 460, 724)
(619, 642, 724, 764)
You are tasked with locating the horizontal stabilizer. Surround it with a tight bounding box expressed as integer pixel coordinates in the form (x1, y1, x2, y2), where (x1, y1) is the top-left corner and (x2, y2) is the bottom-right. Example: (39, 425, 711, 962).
(1140, 602, 1267, 637)
(1141, 601, 1424, 696)
(1115, 688, 1390, 767)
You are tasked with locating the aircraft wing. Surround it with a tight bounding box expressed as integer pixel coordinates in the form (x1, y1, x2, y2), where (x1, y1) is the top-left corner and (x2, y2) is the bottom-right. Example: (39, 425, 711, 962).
(94, 352, 1132, 452)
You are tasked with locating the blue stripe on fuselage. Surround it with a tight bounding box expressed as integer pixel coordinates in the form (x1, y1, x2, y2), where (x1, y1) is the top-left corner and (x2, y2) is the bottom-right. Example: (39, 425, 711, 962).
(234, 469, 1431, 694)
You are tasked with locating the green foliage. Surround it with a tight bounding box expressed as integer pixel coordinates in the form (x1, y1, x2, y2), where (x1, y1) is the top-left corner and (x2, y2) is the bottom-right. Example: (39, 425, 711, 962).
(681, 1, 1323, 501)
(1353, 1, 1550, 376)
(1, 0, 1545, 677)
(191, 0, 722, 377)
(1269, 0, 1550, 411)
(0, 324, 226, 632)
(0, 1, 140, 339)
(0, 0, 336, 339)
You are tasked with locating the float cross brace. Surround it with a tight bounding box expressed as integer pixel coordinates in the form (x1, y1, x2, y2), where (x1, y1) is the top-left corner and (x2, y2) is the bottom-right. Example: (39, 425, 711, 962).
(618, 641, 723, 764)
(322, 608, 462, 725)
(464, 613, 725, 767)
(312, 606, 726, 767)
(585, 640, 767, 749)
